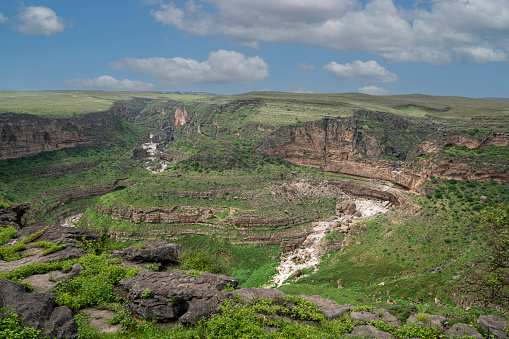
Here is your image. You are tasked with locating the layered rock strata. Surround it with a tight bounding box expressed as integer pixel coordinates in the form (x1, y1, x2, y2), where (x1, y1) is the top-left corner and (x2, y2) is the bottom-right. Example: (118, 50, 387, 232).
(0, 103, 128, 160)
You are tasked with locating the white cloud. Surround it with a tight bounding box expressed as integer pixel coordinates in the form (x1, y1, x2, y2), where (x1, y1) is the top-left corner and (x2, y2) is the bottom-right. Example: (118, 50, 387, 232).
(289, 83, 314, 93)
(357, 86, 396, 95)
(63, 75, 156, 91)
(109, 50, 269, 86)
(15, 6, 71, 36)
(148, 0, 509, 64)
(298, 62, 315, 71)
(453, 46, 507, 63)
(0, 13, 8, 23)
(324, 60, 398, 84)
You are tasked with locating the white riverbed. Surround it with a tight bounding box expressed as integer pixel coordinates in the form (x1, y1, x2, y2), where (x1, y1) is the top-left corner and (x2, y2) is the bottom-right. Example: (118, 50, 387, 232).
(270, 199, 390, 287)
(142, 134, 168, 174)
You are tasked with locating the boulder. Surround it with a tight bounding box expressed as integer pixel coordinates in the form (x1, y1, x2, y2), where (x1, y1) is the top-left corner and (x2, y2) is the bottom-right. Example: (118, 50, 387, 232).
(477, 315, 508, 339)
(0, 279, 77, 339)
(297, 295, 352, 320)
(233, 288, 286, 300)
(350, 308, 402, 328)
(346, 325, 395, 339)
(119, 269, 238, 324)
(336, 201, 356, 216)
(444, 323, 483, 339)
(406, 313, 447, 331)
(121, 239, 179, 263)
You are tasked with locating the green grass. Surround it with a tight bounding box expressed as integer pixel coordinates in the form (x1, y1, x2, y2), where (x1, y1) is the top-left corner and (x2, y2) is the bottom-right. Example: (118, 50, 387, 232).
(281, 179, 509, 311)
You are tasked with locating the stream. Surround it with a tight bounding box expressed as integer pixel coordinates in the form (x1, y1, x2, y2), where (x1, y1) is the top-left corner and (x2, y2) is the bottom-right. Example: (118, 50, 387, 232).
(142, 134, 168, 174)
(270, 199, 390, 288)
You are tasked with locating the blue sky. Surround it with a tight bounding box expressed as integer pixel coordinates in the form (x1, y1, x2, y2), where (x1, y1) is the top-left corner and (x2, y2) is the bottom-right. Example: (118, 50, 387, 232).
(1, 0, 508, 97)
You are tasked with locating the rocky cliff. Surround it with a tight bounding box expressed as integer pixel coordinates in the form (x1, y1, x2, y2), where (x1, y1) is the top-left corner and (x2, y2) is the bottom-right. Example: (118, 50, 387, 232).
(0, 103, 128, 160)
(261, 112, 509, 191)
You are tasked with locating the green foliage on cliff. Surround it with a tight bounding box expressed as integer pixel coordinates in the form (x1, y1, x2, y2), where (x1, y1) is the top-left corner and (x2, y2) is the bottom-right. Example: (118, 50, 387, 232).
(0, 117, 148, 210)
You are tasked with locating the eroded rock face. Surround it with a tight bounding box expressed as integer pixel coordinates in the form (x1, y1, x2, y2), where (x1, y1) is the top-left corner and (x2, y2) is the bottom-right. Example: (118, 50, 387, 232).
(0, 103, 128, 160)
(0, 279, 77, 339)
(119, 270, 238, 324)
(0, 203, 30, 229)
(261, 113, 509, 190)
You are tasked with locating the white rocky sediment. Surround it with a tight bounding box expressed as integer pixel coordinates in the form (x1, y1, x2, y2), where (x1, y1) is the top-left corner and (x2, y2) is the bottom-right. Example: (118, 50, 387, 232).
(142, 134, 168, 174)
(270, 199, 390, 287)
(60, 213, 83, 228)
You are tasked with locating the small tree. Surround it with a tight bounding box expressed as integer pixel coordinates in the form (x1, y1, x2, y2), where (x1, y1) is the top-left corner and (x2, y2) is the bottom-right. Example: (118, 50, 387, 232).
(462, 205, 509, 309)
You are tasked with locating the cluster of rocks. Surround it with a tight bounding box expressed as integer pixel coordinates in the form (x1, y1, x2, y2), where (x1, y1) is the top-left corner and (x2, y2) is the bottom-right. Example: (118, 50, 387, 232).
(0, 203, 30, 229)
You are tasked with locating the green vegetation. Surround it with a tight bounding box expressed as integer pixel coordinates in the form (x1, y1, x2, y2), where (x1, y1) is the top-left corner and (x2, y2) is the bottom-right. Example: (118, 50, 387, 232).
(461, 205, 509, 308)
(0, 226, 49, 261)
(0, 307, 42, 339)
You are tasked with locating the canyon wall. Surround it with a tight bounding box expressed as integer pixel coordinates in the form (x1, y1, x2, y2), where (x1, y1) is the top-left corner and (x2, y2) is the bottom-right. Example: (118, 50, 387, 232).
(261, 116, 509, 191)
(0, 103, 128, 160)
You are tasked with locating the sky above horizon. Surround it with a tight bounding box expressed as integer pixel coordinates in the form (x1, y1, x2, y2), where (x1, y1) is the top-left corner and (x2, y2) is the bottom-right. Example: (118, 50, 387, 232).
(1, 0, 508, 98)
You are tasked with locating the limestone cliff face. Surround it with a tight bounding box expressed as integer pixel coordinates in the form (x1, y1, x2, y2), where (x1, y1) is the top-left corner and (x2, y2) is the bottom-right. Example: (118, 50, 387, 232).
(0, 103, 128, 160)
(261, 118, 424, 190)
(261, 117, 509, 190)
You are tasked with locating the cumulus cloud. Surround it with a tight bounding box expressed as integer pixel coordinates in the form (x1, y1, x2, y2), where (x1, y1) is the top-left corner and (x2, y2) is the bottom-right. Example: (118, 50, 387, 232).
(0, 13, 8, 23)
(324, 60, 398, 84)
(15, 6, 72, 36)
(298, 62, 315, 71)
(63, 75, 156, 91)
(357, 86, 396, 95)
(148, 0, 509, 64)
(109, 50, 269, 86)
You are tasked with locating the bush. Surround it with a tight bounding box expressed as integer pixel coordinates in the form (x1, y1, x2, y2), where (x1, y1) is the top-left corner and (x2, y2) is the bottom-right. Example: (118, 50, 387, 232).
(179, 248, 230, 275)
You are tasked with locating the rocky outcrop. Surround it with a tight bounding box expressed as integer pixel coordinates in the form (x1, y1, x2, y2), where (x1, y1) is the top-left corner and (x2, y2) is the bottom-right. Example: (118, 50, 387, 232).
(119, 269, 238, 324)
(113, 238, 179, 264)
(0, 203, 29, 229)
(0, 103, 128, 160)
(0, 279, 77, 338)
(477, 315, 509, 339)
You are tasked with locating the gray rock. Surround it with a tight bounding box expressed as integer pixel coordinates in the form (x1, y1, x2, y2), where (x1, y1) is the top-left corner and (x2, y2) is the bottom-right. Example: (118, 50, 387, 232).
(444, 323, 483, 339)
(119, 269, 238, 324)
(122, 239, 179, 263)
(0, 279, 77, 339)
(233, 288, 286, 300)
(81, 308, 122, 334)
(24, 262, 85, 293)
(297, 295, 353, 320)
(16, 222, 100, 247)
(350, 308, 402, 328)
(478, 315, 508, 339)
(406, 313, 447, 331)
(346, 325, 395, 339)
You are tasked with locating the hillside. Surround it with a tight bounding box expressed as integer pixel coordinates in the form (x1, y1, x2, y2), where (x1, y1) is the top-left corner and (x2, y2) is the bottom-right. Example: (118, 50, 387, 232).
(0, 91, 508, 338)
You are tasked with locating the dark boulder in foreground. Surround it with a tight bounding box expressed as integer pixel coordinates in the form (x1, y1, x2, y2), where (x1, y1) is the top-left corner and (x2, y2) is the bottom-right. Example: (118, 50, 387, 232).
(0, 279, 77, 339)
(119, 269, 238, 324)
(121, 238, 179, 263)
